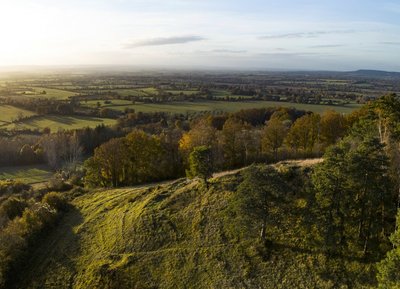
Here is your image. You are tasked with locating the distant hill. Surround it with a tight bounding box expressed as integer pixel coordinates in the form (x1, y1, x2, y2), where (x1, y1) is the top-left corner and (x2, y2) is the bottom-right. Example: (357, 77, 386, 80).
(13, 162, 377, 289)
(345, 69, 400, 78)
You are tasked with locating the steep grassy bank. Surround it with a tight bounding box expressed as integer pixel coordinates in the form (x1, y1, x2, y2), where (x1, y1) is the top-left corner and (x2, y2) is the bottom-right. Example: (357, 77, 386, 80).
(14, 163, 377, 289)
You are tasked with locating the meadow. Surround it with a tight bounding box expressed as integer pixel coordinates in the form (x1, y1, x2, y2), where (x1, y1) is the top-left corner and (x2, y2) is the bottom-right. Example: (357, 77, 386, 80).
(0, 105, 37, 125)
(2, 87, 77, 100)
(112, 87, 159, 97)
(82, 99, 361, 114)
(0, 164, 53, 184)
(29, 87, 76, 100)
(6, 115, 117, 131)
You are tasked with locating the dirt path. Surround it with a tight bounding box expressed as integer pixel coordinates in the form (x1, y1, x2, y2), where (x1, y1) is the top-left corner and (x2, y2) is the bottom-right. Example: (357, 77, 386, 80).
(212, 158, 323, 179)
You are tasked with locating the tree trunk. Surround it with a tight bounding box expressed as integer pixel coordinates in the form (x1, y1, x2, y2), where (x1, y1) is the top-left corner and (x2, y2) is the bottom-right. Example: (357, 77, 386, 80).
(260, 221, 266, 242)
(363, 217, 372, 257)
(204, 178, 209, 189)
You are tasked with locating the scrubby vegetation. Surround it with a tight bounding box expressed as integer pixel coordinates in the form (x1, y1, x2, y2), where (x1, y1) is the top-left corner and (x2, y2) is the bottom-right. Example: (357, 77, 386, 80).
(0, 184, 70, 288)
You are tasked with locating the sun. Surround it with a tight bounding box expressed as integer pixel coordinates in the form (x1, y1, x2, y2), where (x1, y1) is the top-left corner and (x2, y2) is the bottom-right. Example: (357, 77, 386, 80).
(0, 1, 65, 65)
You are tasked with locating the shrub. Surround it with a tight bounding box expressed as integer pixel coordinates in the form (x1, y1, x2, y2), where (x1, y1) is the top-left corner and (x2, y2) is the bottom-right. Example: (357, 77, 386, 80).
(42, 192, 68, 211)
(47, 177, 72, 192)
(0, 198, 28, 220)
(0, 180, 30, 196)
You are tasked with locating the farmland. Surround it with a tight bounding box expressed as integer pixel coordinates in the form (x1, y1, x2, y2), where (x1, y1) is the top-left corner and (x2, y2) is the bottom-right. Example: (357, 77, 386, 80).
(2, 69, 396, 133)
(0, 164, 53, 185)
(1, 86, 76, 100)
(28, 87, 76, 100)
(82, 99, 361, 114)
(0, 105, 37, 125)
(5, 115, 117, 131)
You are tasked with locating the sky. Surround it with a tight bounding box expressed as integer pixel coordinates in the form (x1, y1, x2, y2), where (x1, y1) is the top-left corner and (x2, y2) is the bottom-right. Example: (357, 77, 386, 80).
(0, 0, 400, 71)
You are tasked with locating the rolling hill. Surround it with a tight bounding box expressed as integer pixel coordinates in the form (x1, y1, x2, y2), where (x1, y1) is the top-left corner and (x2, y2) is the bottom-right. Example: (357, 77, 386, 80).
(12, 162, 377, 289)
(345, 69, 400, 79)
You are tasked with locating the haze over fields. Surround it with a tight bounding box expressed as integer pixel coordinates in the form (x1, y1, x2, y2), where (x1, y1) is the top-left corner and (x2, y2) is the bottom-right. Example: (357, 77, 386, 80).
(0, 0, 400, 71)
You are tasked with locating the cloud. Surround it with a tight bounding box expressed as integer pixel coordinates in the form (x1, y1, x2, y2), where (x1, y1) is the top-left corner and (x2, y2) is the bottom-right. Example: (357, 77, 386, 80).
(380, 41, 400, 45)
(309, 44, 345, 48)
(125, 35, 205, 48)
(210, 49, 247, 54)
(258, 52, 320, 57)
(259, 30, 354, 40)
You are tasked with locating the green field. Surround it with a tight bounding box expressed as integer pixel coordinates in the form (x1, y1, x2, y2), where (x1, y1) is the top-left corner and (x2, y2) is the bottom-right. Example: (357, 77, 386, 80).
(6, 115, 117, 131)
(83, 100, 361, 114)
(166, 89, 199, 95)
(14, 163, 376, 288)
(0, 105, 37, 125)
(211, 89, 231, 97)
(82, 99, 133, 108)
(112, 87, 159, 97)
(29, 87, 76, 100)
(113, 88, 201, 97)
(0, 165, 52, 184)
(5, 87, 77, 100)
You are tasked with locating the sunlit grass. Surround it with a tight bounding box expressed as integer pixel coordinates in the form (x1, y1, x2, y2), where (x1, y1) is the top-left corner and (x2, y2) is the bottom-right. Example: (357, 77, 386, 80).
(82, 99, 361, 114)
(0, 164, 52, 184)
(6, 115, 117, 131)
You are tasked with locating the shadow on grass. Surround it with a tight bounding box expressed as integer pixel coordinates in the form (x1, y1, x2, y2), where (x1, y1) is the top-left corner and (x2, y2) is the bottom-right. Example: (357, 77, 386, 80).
(272, 241, 371, 263)
(9, 205, 84, 289)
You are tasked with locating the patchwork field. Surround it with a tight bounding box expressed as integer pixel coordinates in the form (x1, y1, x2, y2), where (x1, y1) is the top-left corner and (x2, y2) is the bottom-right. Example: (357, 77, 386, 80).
(82, 100, 361, 114)
(30, 87, 77, 100)
(112, 87, 159, 97)
(6, 115, 117, 131)
(1, 87, 77, 100)
(0, 105, 37, 125)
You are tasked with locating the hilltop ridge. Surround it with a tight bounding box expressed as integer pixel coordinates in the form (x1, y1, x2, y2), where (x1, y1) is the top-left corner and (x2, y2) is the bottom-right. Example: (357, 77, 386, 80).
(11, 160, 378, 289)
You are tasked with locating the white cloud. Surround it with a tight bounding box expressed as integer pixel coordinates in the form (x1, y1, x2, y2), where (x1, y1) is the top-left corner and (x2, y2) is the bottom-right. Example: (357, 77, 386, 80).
(124, 36, 205, 48)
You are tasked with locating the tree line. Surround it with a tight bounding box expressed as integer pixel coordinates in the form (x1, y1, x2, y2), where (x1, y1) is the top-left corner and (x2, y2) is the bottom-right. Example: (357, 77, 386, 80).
(84, 106, 352, 187)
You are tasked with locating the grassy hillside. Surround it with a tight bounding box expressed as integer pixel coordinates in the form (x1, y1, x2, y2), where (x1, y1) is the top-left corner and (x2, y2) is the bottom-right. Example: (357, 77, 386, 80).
(14, 163, 376, 289)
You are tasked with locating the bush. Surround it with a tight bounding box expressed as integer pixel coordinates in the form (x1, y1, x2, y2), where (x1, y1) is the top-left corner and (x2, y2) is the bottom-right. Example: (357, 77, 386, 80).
(0, 180, 30, 196)
(0, 198, 28, 220)
(47, 177, 72, 192)
(42, 192, 68, 211)
(69, 172, 84, 187)
(69, 187, 87, 199)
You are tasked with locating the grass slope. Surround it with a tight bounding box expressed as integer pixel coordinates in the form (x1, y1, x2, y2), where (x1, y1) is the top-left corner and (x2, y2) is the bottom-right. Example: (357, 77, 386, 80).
(0, 165, 52, 185)
(15, 163, 376, 289)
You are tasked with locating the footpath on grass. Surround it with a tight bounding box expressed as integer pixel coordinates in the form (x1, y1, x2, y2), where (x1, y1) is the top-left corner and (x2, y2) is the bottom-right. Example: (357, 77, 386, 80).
(211, 158, 323, 179)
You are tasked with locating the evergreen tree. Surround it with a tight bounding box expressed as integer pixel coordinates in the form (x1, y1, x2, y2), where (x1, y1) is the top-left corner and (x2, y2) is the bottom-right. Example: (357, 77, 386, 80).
(312, 143, 350, 255)
(187, 146, 213, 186)
(313, 134, 394, 257)
(346, 136, 393, 256)
(377, 211, 400, 289)
(231, 165, 285, 243)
